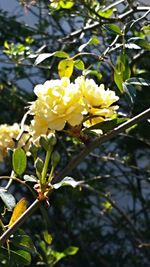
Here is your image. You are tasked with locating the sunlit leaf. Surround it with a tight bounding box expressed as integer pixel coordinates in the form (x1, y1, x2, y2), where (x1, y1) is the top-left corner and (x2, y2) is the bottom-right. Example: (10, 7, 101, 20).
(8, 198, 27, 227)
(128, 37, 150, 50)
(104, 24, 122, 35)
(58, 59, 74, 78)
(53, 177, 84, 189)
(12, 147, 27, 175)
(0, 190, 16, 211)
(34, 53, 54, 65)
(78, 36, 100, 52)
(98, 8, 113, 18)
(60, 1, 74, 9)
(43, 230, 53, 245)
(74, 59, 85, 70)
(64, 246, 79, 255)
(23, 175, 37, 182)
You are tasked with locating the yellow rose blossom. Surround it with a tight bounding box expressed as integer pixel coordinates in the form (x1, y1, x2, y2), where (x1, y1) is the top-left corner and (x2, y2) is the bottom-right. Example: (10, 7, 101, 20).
(29, 76, 119, 138)
(29, 77, 85, 136)
(0, 123, 29, 162)
(75, 76, 119, 127)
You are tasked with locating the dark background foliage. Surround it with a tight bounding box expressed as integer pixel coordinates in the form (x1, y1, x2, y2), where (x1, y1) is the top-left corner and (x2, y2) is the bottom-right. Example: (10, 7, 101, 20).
(0, 0, 150, 266)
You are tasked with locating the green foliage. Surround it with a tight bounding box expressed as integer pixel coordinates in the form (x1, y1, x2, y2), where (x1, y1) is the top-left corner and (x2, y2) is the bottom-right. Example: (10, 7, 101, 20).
(12, 148, 27, 176)
(0, 1, 150, 267)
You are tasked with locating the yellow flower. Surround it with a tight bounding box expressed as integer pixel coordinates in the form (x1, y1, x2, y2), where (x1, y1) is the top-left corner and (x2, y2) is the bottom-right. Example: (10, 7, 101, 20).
(30, 77, 85, 136)
(29, 76, 119, 138)
(0, 123, 29, 162)
(75, 76, 119, 127)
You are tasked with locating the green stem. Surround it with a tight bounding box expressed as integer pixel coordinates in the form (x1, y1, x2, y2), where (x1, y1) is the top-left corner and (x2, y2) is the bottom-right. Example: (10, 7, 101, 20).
(48, 165, 55, 183)
(41, 149, 52, 185)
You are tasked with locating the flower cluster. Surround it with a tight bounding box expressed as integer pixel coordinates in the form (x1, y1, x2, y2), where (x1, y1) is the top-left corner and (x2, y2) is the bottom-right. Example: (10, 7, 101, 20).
(0, 123, 29, 162)
(29, 76, 119, 139)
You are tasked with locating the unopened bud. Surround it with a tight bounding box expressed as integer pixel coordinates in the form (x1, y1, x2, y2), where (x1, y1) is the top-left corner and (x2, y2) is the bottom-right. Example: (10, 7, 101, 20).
(34, 157, 44, 174)
(51, 151, 60, 167)
(29, 142, 38, 158)
(47, 133, 57, 146)
(39, 135, 49, 150)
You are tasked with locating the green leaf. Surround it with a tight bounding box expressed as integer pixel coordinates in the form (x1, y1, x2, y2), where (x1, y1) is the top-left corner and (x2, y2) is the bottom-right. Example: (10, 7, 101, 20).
(141, 25, 150, 36)
(60, 1, 74, 9)
(104, 24, 122, 35)
(87, 70, 102, 81)
(53, 177, 84, 189)
(12, 230, 36, 254)
(43, 230, 53, 245)
(12, 148, 27, 175)
(89, 36, 100, 45)
(0, 190, 16, 211)
(74, 59, 85, 70)
(0, 247, 31, 266)
(34, 51, 69, 65)
(64, 246, 79, 255)
(114, 52, 131, 92)
(78, 36, 100, 52)
(114, 70, 123, 93)
(58, 59, 74, 78)
(98, 8, 113, 18)
(53, 51, 69, 58)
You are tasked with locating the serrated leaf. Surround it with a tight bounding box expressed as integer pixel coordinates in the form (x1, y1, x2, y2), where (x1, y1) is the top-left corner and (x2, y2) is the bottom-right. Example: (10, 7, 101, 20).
(104, 24, 122, 35)
(53, 177, 84, 189)
(74, 59, 85, 70)
(58, 59, 74, 78)
(0, 190, 16, 211)
(12, 147, 27, 175)
(8, 198, 27, 227)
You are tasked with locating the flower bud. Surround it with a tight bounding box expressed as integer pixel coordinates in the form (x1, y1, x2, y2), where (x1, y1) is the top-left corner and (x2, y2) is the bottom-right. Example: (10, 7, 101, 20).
(29, 142, 38, 158)
(47, 133, 57, 147)
(39, 135, 49, 150)
(51, 151, 60, 168)
(34, 157, 44, 174)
